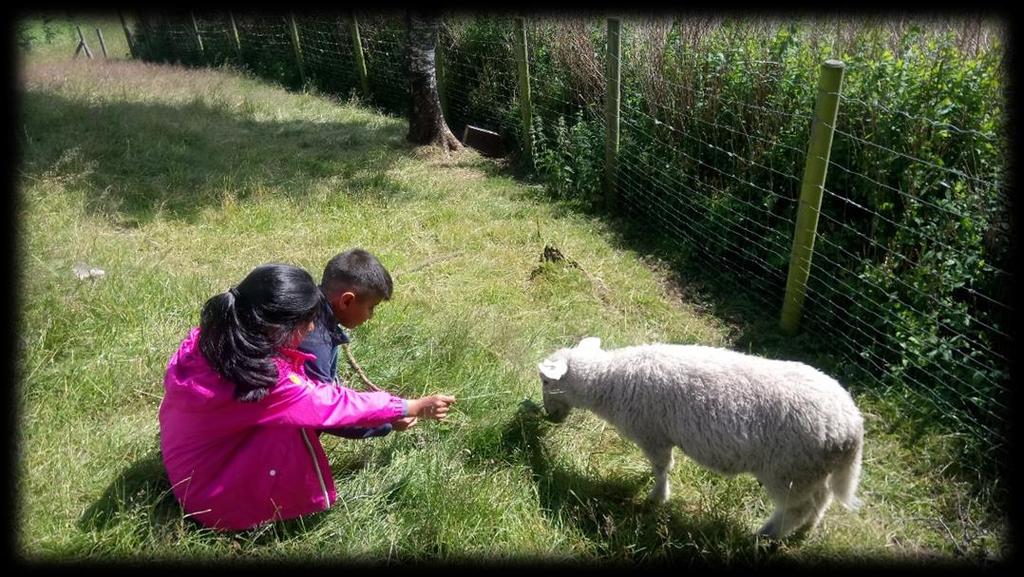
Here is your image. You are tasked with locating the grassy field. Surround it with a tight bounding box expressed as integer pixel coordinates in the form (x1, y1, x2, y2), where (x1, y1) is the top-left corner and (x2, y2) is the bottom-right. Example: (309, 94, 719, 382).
(15, 17, 1009, 566)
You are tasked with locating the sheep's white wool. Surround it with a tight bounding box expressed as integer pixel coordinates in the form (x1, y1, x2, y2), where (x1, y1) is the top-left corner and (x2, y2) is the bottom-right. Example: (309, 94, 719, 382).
(538, 338, 864, 539)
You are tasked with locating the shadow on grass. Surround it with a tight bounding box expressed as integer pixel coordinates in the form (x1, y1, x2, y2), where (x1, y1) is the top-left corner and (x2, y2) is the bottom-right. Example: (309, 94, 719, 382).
(20, 86, 416, 226)
(78, 449, 183, 533)
(464, 400, 784, 566)
(77, 447, 346, 543)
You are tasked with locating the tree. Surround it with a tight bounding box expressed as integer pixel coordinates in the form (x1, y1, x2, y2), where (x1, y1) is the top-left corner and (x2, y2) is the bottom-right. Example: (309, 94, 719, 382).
(406, 13, 462, 152)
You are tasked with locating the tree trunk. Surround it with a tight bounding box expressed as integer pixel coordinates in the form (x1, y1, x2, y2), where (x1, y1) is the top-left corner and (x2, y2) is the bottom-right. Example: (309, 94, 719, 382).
(406, 13, 462, 152)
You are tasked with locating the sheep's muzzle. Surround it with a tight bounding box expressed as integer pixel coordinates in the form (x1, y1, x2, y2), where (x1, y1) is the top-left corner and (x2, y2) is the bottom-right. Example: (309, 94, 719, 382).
(544, 410, 569, 423)
(542, 402, 571, 423)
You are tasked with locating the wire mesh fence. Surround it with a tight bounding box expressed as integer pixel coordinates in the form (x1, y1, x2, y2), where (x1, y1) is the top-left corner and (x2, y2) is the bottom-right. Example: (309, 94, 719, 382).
(294, 14, 361, 99)
(126, 13, 1011, 476)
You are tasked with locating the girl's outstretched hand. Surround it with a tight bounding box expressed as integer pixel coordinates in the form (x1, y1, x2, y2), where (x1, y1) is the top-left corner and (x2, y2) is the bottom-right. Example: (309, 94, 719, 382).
(407, 395, 456, 421)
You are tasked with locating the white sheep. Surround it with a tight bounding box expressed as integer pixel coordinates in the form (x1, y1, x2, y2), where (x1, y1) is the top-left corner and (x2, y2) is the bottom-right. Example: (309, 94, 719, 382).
(537, 337, 863, 538)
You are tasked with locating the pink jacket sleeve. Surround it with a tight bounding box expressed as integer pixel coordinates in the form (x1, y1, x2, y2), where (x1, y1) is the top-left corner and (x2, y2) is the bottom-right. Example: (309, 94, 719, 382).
(254, 371, 408, 429)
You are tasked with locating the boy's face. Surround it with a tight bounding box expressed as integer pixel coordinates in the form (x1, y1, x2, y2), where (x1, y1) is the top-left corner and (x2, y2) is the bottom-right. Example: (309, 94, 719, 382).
(333, 291, 384, 329)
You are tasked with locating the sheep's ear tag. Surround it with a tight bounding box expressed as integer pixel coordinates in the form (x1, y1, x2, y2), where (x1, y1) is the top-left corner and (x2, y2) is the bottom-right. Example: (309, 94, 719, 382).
(538, 359, 568, 380)
(576, 337, 602, 351)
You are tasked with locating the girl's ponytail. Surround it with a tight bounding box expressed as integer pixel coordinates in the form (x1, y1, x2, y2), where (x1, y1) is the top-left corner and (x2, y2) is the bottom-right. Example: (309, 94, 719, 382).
(199, 289, 277, 402)
(198, 264, 320, 402)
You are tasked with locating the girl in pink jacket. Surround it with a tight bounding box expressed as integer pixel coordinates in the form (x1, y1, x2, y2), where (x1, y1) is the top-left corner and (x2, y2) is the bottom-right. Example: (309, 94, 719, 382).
(159, 263, 454, 531)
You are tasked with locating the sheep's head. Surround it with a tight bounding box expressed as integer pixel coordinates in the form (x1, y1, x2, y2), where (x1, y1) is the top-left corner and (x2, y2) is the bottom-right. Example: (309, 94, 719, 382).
(537, 337, 602, 423)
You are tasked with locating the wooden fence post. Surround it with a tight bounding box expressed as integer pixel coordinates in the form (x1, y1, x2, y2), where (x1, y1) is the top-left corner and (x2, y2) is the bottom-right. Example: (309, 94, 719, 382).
(96, 28, 108, 58)
(604, 17, 622, 211)
(118, 11, 136, 58)
(73, 26, 93, 59)
(349, 13, 370, 98)
(228, 12, 243, 64)
(513, 16, 534, 166)
(779, 59, 845, 335)
(288, 13, 307, 88)
(190, 12, 205, 56)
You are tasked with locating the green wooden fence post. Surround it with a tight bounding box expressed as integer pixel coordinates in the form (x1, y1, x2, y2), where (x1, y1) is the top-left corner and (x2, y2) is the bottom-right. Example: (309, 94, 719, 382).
(780, 59, 845, 335)
(604, 17, 622, 211)
(513, 16, 534, 166)
(190, 12, 205, 57)
(288, 13, 307, 88)
(228, 12, 243, 64)
(118, 11, 136, 58)
(349, 13, 370, 99)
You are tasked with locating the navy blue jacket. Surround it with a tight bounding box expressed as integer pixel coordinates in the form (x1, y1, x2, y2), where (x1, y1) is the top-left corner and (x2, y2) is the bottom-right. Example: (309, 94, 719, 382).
(298, 295, 393, 439)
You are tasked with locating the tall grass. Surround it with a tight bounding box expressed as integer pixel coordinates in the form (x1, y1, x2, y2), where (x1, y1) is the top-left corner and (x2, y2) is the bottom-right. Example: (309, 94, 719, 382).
(16, 17, 1009, 565)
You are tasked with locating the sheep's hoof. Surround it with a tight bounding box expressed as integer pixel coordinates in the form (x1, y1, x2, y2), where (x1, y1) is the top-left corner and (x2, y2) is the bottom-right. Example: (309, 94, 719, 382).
(756, 521, 781, 540)
(647, 487, 670, 505)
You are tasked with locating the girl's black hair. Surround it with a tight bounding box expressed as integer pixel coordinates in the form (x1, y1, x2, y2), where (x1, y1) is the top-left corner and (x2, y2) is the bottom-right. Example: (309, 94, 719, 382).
(199, 263, 324, 402)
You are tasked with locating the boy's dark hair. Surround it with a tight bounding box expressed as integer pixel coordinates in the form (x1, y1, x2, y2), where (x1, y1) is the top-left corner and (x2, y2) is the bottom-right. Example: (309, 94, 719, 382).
(199, 263, 324, 402)
(321, 248, 393, 301)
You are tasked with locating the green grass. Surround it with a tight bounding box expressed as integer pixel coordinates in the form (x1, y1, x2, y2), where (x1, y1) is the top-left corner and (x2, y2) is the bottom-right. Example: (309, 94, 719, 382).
(16, 20, 1008, 566)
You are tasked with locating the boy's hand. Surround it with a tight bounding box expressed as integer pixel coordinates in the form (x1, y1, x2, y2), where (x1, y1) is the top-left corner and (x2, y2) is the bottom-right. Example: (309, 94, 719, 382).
(391, 416, 419, 431)
(407, 395, 456, 421)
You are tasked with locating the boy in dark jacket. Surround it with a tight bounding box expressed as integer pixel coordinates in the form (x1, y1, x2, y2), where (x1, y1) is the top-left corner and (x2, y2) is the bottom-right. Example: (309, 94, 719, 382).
(299, 248, 417, 438)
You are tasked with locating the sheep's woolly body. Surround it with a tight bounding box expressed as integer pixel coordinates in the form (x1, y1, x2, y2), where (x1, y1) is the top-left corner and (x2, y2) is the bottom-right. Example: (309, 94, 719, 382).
(540, 342, 864, 538)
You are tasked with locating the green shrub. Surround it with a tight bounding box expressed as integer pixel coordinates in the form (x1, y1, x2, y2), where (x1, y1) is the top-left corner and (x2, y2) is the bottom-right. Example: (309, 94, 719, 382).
(17, 17, 75, 52)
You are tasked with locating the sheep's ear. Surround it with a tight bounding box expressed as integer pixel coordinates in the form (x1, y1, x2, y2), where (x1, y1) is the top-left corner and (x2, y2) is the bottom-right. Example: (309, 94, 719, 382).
(538, 358, 569, 380)
(576, 337, 602, 351)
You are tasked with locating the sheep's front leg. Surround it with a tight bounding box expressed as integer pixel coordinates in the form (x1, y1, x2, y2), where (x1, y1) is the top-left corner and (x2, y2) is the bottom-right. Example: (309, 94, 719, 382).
(641, 445, 674, 504)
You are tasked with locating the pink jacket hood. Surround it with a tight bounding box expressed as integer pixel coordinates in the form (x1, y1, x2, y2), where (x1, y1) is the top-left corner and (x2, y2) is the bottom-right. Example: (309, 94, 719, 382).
(159, 327, 406, 531)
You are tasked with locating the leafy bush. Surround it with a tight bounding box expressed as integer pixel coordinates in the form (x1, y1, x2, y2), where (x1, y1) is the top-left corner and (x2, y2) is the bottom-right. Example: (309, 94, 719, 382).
(17, 17, 74, 52)
(531, 109, 603, 201)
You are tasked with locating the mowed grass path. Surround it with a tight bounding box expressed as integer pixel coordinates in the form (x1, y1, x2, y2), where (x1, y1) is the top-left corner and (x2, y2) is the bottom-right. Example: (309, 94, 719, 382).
(16, 55, 1006, 564)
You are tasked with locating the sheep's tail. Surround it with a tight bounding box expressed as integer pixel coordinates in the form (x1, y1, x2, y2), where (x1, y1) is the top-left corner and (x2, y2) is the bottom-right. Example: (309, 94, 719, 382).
(829, 434, 863, 512)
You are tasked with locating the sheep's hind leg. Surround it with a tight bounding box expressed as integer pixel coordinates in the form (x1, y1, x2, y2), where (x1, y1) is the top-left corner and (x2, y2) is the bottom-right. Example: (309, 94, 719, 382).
(803, 481, 833, 534)
(641, 445, 674, 504)
(758, 478, 827, 538)
(758, 499, 817, 539)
